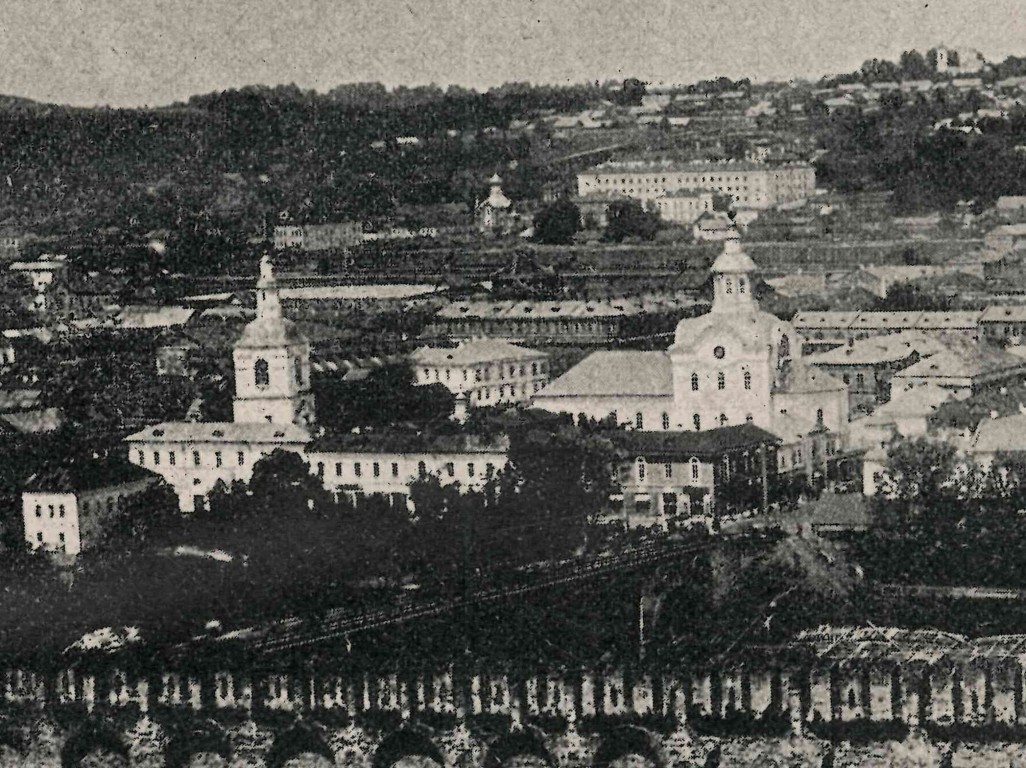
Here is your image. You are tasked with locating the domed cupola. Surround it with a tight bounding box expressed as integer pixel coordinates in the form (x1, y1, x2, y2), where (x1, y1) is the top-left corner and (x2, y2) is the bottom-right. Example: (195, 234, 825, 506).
(710, 231, 757, 314)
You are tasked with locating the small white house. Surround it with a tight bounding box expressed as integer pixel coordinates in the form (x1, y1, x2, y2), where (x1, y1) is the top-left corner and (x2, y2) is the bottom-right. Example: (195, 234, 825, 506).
(22, 459, 157, 556)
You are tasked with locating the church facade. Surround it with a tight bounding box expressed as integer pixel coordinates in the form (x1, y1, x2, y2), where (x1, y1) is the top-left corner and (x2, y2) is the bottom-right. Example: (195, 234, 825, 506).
(533, 234, 849, 477)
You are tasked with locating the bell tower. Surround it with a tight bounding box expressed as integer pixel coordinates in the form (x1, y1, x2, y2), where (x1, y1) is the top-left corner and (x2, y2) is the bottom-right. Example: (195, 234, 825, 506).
(232, 255, 315, 426)
(710, 232, 758, 314)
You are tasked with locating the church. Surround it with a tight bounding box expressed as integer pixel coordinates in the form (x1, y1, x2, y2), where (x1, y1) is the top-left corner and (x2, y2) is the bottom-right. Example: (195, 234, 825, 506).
(532, 233, 850, 477)
(126, 256, 508, 513)
(126, 256, 316, 512)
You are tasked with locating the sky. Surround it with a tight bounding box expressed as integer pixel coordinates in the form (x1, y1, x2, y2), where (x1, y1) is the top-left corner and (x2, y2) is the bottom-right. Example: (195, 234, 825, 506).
(1, 0, 1024, 107)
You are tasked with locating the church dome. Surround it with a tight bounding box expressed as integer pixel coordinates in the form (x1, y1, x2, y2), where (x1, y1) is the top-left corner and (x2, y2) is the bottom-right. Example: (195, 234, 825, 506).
(671, 306, 794, 352)
(710, 233, 757, 273)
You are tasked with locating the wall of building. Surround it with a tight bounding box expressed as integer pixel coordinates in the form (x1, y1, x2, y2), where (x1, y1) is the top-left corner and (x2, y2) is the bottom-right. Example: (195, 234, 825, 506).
(531, 395, 676, 430)
(306, 450, 509, 507)
(415, 357, 550, 406)
(232, 344, 314, 426)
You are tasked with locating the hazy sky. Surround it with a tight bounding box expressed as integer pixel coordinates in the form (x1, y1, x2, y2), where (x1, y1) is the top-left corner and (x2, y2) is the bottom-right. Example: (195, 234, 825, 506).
(2, 0, 1025, 107)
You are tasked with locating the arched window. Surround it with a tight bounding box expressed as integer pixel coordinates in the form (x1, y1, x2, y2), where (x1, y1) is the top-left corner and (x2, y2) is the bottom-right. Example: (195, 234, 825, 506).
(418, 461, 427, 479)
(637, 457, 646, 481)
(635, 412, 644, 430)
(739, 277, 746, 294)
(816, 408, 824, 424)
(691, 373, 699, 391)
(725, 278, 733, 294)
(254, 358, 270, 387)
(717, 372, 725, 390)
(662, 412, 670, 430)
(746, 413, 753, 424)
(744, 371, 752, 390)
(691, 458, 700, 480)
(693, 414, 701, 431)
(719, 413, 728, 426)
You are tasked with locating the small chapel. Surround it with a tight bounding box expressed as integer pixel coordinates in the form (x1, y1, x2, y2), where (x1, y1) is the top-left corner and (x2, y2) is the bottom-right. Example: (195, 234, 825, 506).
(532, 232, 849, 471)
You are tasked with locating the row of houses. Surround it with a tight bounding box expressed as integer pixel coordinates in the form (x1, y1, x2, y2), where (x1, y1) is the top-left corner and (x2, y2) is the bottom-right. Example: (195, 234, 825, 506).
(793, 308, 1026, 347)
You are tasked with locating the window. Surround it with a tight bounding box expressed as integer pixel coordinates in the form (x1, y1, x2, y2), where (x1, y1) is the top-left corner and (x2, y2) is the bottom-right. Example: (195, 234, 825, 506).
(59, 504, 65, 518)
(34, 505, 41, 518)
(717, 372, 725, 390)
(746, 414, 753, 424)
(418, 461, 426, 478)
(254, 359, 270, 387)
(719, 413, 728, 426)
(843, 374, 851, 385)
(153, 451, 161, 466)
(468, 463, 475, 478)
(637, 458, 646, 481)
(691, 373, 699, 391)
(354, 462, 362, 477)
(445, 369, 451, 381)
(373, 462, 380, 478)
(169, 451, 176, 466)
(663, 493, 678, 519)
(215, 451, 223, 468)
(193, 450, 201, 467)
(739, 277, 746, 294)
(531, 363, 538, 376)
(36, 532, 42, 543)
(662, 412, 670, 431)
(725, 278, 733, 294)
(316, 462, 324, 478)
(744, 371, 751, 390)
(664, 463, 673, 479)
(635, 412, 644, 430)
(48, 505, 54, 518)
(691, 458, 700, 480)
(446, 462, 455, 478)
(856, 373, 865, 388)
(335, 462, 343, 477)
(693, 414, 701, 431)
(722, 455, 731, 480)
(611, 410, 618, 424)
(509, 365, 516, 378)
(391, 462, 399, 478)
(137, 450, 145, 465)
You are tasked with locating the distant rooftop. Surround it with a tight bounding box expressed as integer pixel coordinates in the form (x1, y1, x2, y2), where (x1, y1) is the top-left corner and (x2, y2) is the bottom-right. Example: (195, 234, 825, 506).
(412, 340, 546, 368)
(582, 158, 813, 175)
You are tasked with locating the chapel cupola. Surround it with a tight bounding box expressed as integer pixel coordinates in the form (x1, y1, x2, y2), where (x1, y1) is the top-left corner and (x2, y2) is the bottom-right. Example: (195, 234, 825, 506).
(710, 231, 757, 313)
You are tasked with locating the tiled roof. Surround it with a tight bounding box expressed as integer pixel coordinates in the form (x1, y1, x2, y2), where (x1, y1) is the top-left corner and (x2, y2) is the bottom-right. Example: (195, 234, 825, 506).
(125, 422, 311, 444)
(613, 424, 780, 457)
(116, 305, 195, 329)
(24, 457, 156, 494)
(536, 351, 673, 398)
(412, 340, 546, 367)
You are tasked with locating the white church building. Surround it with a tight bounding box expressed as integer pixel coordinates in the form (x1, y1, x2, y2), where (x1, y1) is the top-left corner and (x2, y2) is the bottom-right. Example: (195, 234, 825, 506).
(532, 233, 851, 478)
(126, 256, 508, 513)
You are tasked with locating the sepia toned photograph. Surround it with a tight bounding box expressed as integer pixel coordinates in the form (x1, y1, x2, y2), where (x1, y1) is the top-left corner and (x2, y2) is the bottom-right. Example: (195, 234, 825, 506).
(2, 0, 1026, 765)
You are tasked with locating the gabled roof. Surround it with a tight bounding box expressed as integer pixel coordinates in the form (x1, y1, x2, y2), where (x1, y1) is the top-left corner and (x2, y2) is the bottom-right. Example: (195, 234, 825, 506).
(613, 424, 780, 458)
(411, 340, 546, 367)
(125, 422, 311, 444)
(536, 351, 673, 398)
(893, 344, 1026, 382)
(805, 335, 921, 366)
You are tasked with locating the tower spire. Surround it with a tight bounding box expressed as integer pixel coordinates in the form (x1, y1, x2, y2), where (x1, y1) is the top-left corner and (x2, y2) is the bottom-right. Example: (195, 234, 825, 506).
(256, 253, 282, 320)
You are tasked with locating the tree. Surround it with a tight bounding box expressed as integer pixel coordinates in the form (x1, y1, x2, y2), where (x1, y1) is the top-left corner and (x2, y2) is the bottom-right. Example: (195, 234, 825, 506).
(100, 481, 182, 550)
(247, 449, 333, 514)
(603, 199, 660, 243)
(532, 199, 581, 245)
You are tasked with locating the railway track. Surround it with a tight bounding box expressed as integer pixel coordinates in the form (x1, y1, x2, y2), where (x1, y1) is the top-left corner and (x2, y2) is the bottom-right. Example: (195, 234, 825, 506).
(189, 538, 720, 657)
